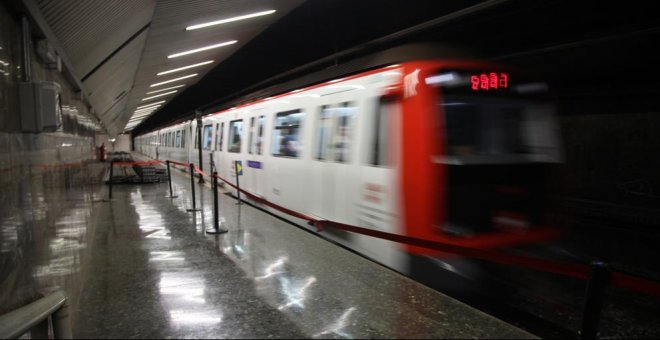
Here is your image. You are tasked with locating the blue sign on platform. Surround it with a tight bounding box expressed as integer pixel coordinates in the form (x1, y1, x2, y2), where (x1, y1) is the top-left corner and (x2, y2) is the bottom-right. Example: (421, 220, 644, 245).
(247, 160, 262, 169)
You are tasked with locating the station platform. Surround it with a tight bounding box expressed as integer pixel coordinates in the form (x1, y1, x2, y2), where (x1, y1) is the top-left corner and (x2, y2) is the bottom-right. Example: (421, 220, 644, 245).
(1, 155, 536, 338)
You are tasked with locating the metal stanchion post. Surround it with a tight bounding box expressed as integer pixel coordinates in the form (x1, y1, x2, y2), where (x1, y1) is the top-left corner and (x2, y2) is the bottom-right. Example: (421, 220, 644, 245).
(579, 261, 610, 339)
(234, 160, 242, 205)
(166, 160, 177, 198)
(207, 171, 228, 234)
(186, 163, 200, 212)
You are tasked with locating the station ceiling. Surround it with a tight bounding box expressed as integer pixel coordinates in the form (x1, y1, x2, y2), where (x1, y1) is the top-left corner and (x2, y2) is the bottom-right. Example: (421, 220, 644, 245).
(15, 0, 660, 136)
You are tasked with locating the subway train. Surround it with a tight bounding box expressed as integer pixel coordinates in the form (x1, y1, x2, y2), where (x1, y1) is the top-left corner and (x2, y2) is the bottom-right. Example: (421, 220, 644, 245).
(135, 45, 564, 285)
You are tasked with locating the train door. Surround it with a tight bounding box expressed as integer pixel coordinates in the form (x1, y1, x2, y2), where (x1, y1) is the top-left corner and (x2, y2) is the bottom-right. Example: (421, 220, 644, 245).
(355, 95, 403, 268)
(215, 121, 227, 183)
(246, 114, 266, 196)
(187, 122, 194, 164)
(311, 100, 357, 222)
(201, 123, 214, 175)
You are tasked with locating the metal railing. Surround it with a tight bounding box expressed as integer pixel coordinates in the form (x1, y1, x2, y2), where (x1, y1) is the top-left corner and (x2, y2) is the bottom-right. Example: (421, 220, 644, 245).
(0, 290, 72, 339)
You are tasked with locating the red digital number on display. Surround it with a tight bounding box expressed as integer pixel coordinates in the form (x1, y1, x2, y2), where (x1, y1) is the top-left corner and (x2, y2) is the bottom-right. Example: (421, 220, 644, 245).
(470, 72, 509, 91)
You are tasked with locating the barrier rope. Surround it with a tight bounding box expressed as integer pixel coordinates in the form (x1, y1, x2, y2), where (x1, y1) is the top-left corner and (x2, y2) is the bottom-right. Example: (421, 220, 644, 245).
(166, 160, 660, 297)
(168, 160, 191, 167)
(193, 166, 209, 178)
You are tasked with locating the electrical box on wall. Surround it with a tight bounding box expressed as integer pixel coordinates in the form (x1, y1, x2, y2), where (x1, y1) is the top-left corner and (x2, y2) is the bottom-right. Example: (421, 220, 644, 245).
(19, 81, 63, 133)
(36, 39, 61, 72)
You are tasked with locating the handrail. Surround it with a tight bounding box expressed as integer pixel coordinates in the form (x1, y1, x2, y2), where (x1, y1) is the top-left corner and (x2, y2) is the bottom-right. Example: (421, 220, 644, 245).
(0, 290, 72, 339)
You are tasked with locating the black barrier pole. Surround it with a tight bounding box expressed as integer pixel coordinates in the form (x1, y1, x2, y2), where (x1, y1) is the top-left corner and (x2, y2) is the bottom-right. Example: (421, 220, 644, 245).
(108, 161, 114, 200)
(579, 261, 610, 339)
(186, 163, 200, 212)
(234, 160, 242, 205)
(206, 171, 228, 234)
(166, 160, 177, 198)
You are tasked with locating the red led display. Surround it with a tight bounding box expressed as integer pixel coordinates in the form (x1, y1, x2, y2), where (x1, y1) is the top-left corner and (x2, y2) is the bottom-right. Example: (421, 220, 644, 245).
(470, 72, 509, 91)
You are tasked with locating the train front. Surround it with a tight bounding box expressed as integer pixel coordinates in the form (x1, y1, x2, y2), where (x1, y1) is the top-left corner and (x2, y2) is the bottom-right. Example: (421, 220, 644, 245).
(398, 62, 565, 297)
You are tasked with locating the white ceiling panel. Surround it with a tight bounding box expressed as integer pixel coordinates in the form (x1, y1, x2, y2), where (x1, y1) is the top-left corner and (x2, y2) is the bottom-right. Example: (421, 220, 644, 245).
(30, 0, 305, 136)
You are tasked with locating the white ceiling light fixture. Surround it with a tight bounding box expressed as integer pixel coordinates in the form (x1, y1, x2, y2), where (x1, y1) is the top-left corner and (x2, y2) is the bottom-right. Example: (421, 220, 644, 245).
(134, 108, 159, 115)
(142, 90, 178, 101)
(157, 60, 214, 76)
(131, 115, 152, 121)
(146, 85, 185, 94)
(186, 10, 276, 31)
(168, 41, 236, 59)
(136, 101, 166, 110)
(150, 73, 198, 87)
(134, 108, 160, 115)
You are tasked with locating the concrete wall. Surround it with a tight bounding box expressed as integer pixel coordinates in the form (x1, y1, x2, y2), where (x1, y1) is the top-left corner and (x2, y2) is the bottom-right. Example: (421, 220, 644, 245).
(0, 2, 102, 319)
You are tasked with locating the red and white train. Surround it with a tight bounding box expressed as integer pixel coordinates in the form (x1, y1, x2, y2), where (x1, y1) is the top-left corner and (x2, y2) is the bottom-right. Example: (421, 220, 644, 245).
(135, 46, 563, 276)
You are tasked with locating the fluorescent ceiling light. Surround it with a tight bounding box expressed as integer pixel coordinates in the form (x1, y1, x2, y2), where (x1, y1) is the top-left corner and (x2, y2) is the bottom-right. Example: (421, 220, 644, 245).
(134, 108, 159, 115)
(133, 108, 156, 114)
(134, 107, 159, 113)
(142, 90, 177, 101)
(157, 61, 214, 76)
(186, 10, 276, 30)
(136, 101, 166, 110)
(134, 105, 159, 112)
(147, 85, 185, 94)
(168, 41, 236, 59)
(133, 109, 157, 115)
(150, 74, 198, 87)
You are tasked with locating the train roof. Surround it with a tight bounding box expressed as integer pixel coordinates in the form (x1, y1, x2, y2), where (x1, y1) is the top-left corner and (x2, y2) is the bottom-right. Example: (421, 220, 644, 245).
(139, 43, 479, 134)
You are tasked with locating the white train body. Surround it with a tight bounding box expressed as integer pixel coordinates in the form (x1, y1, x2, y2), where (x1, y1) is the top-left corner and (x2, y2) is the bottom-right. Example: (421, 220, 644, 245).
(136, 58, 563, 275)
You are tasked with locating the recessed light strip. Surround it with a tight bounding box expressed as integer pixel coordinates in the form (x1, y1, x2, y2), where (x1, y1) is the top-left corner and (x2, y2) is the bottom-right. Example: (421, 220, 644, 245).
(186, 10, 276, 30)
(168, 41, 236, 59)
(134, 109, 158, 116)
(150, 74, 197, 87)
(136, 101, 166, 110)
(157, 61, 213, 76)
(146, 85, 185, 94)
(134, 108, 159, 115)
(142, 90, 177, 101)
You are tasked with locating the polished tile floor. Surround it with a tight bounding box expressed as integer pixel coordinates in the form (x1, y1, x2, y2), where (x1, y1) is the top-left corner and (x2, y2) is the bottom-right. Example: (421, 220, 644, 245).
(1, 160, 536, 338)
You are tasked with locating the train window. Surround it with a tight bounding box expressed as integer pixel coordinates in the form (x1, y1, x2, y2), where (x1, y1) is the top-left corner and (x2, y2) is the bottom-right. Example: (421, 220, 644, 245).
(257, 115, 265, 155)
(442, 97, 558, 159)
(217, 122, 224, 151)
(175, 131, 181, 148)
(333, 102, 356, 163)
(228, 120, 243, 153)
(370, 97, 398, 166)
(181, 129, 186, 148)
(272, 109, 304, 158)
(315, 105, 333, 160)
(202, 124, 213, 150)
(314, 103, 356, 162)
(170, 132, 175, 147)
(248, 117, 255, 154)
